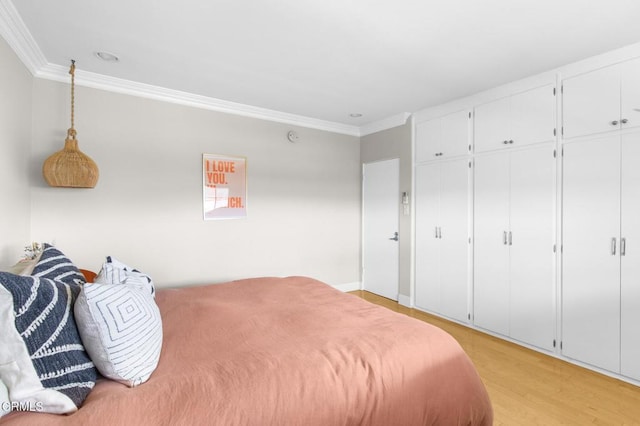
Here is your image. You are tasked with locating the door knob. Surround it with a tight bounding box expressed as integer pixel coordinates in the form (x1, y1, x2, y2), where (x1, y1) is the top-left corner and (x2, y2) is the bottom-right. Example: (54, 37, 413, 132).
(389, 232, 399, 241)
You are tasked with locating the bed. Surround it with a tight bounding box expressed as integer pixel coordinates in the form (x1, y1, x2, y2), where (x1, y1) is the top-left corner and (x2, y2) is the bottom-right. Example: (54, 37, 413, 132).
(1, 273, 492, 425)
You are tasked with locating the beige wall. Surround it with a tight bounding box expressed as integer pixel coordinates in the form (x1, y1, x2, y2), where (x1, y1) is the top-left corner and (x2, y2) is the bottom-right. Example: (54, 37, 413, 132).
(0, 37, 32, 268)
(360, 122, 412, 299)
(26, 78, 361, 288)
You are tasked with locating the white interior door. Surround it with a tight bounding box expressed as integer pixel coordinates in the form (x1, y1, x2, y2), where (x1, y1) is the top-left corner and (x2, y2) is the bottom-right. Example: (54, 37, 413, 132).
(414, 162, 441, 311)
(509, 146, 556, 350)
(439, 158, 470, 322)
(621, 132, 640, 379)
(473, 151, 510, 335)
(562, 136, 621, 372)
(363, 159, 399, 300)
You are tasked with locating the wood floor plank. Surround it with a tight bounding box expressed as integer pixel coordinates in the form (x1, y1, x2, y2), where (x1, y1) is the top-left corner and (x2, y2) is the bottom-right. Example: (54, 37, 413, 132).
(350, 290, 640, 425)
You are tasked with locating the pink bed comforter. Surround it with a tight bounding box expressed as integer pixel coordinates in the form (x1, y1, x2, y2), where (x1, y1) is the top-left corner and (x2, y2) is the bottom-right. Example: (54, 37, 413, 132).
(1, 276, 492, 425)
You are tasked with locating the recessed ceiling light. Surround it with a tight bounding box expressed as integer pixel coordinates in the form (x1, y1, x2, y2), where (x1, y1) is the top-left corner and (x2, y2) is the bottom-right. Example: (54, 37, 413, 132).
(349, 113, 363, 118)
(94, 51, 119, 62)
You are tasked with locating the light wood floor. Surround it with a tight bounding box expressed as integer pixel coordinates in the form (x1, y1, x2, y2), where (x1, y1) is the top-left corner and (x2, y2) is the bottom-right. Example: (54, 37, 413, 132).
(350, 290, 640, 426)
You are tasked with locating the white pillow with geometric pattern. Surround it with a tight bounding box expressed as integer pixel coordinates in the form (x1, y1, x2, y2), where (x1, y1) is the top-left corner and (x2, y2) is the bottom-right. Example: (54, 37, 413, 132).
(94, 256, 155, 297)
(74, 279, 162, 387)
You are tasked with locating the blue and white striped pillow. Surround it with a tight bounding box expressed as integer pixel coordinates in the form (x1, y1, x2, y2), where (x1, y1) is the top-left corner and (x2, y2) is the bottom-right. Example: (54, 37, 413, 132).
(31, 244, 87, 291)
(0, 245, 97, 414)
(0, 272, 97, 413)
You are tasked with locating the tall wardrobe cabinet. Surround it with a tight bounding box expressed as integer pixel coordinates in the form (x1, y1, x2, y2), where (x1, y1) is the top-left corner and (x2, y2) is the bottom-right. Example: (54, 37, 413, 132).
(412, 44, 640, 384)
(414, 111, 471, 323)
(415, 159, 470, 322)
(562, 132, 640, 380)
(473, 145, 556, 350)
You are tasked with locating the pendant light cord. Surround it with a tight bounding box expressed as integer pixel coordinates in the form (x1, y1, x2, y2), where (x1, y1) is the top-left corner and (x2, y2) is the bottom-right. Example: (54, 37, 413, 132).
(69, 60, 76, 137)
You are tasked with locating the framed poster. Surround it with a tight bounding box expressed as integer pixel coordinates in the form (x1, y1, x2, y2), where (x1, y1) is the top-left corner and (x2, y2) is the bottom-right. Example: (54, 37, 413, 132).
(203, 154, 247, 220)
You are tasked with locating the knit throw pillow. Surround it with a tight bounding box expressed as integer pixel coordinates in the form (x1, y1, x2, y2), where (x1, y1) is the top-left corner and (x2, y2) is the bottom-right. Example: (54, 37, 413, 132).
(0, 245, 97, 414)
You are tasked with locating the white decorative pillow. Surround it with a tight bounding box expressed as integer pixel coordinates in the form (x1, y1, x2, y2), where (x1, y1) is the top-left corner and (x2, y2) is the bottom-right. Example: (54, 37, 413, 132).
(95, 256, 155, 297)
(74, 258, 162, 387)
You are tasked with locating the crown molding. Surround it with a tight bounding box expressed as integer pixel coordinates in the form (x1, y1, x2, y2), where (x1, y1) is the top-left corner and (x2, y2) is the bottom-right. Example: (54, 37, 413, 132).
(359, 112, 412, 136)
(0, 0, 47, 73)
(0, 0, 413, 138)
(36, 63, 361, 136)
(0, 0, 360, 137)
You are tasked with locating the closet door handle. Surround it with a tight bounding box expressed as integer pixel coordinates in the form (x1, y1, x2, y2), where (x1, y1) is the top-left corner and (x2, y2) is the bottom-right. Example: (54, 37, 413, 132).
(503, 231, 508, 245)
(611, 237, 617, 255)
(611, 120, 619, 126)
(438, 227, 442, 239)
(621, 118, 629, 124)
(435, 227, 439, 238)
(508, 231, 513, 246)
(621, 238, 626, 256)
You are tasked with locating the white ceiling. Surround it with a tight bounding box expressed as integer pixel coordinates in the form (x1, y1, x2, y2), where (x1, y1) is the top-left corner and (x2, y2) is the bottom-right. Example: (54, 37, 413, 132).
(4, 0, 640, 135)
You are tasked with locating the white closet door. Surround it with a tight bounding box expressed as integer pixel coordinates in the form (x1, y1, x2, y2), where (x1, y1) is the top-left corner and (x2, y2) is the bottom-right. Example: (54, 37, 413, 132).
(415, 163, 441, 312)
(441, 110, 470, 158)
(474, 97, 510, 153)
(562, 65, 620, 139)
(562, 136, 621, 372)
(621, 132, 640, 379)
(473, 152, 510, 335)
(621, 57, 640, 132)
(510, 85, 556, 147)
(415, 119, 441, 162)
(509, 146, 555, 350)
(439, 158, 470, 322)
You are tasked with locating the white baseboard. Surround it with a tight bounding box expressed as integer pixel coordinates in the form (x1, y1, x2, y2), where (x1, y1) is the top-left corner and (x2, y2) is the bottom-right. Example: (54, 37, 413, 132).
(332, 281, 362, 292)
(398, 293, 413, 308)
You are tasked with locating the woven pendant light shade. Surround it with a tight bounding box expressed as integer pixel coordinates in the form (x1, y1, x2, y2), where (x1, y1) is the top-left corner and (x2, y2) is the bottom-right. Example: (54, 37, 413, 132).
(43, 128, 99, 188)
(42, 60, 99, 188)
